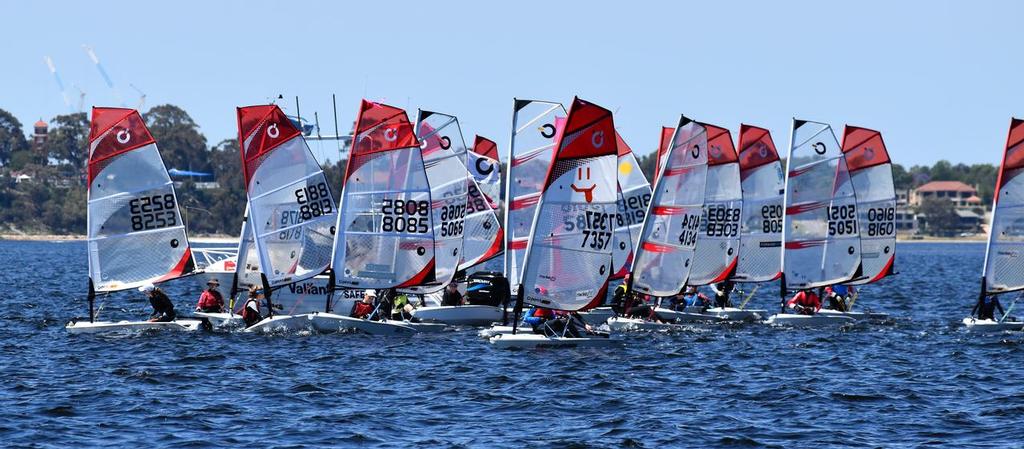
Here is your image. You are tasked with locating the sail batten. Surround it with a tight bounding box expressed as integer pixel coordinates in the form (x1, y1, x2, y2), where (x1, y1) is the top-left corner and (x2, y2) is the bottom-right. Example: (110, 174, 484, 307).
(982, 118, 1024, 294)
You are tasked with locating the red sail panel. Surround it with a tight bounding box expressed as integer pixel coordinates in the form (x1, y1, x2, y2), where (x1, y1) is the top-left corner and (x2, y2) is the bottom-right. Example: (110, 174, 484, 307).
(236, 105, 302, 186)
(998, 118, 1024, 189)
(472, 135, 499, 160)
(615, 131, 632, 157)
(703, 123, 738, 166)
(841, 126, 891, 172)
(351, 99, 417, 156)
(87, 107, 155, 185)
(737, 124, 780, 173)
(654, 126, 674, 180)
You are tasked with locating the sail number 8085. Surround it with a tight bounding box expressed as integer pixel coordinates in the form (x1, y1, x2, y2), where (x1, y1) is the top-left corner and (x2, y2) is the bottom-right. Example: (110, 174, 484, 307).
(382, 199, 429, 233)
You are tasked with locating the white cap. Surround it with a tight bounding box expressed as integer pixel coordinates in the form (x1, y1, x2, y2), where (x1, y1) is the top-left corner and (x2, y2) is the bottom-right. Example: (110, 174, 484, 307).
(365, 289, 377, 297)
(138, 283, 156, 293)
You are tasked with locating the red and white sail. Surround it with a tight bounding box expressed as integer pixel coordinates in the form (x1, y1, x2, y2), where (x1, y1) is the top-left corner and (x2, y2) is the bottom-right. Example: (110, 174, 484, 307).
(732, 124, 784, 283)
(520, 97, 618, 310)
(332, 100, 432, 289)
(469, 135, 502, 210)
(237, 105, 337, 287)
(782, 119, 861, 290)
(504, 99, 566, 294)
(631, 117, 709, 297)
(842, 126, 896, 285)
(610, 133, 652, 279)
(401, 110, 470, 293)
(654, 126, 674, 181)
(689, 123, 742, 285)
(982, 118, 1024, 294)
(86, 107, 194, 292)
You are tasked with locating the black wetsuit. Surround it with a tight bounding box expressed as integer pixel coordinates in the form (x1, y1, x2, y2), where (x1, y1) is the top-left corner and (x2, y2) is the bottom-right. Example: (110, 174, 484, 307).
(149, 290, 176, 322)
(611, 284, 629, 316)
(714, 282, 734, 308)
(442, 288, 462, 307)
(972, 296, 1005, 321)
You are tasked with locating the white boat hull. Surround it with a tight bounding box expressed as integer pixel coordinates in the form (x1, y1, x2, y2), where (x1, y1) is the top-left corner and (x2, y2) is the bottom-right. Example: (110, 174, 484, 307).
(489, 333, 622, 349)
(962, 317, 1024, 332)
(399, 321, 448, 333)
(705, 307, 767, 322)
(652, 307, 726, 323)
(307, 313, 417, 335)
(818, 309, 890, 321)
(410, 305, 503, 326)
(243, 315, 312, 333)
(578, 307, 615, 325)
(765, 313, 856, 327)
(606, 317, 685, 332)
(479, 325, 516, 338)
(193, 312, 243, 328)
(66, 319, 203, 334)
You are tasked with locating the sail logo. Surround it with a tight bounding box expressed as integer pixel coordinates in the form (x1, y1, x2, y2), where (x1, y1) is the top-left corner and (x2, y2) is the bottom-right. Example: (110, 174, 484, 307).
(863, 146, 876, 160)
(591, 130, 605, 149)
(757, 142, 768, 158)
(710, 145, 722, 158)
(570, 166, 597, 203)
(475, 158, 494, 175)
(286, 282, 329, 295)
(439, 136, 451, 150)
(116, 129, 131, 144)
(540, 123, 556, 138)
(383, 128, 398, 142)
(267, 123, 280, 139)
(813, 142, 826, 155)
(691, 144, 701, 159)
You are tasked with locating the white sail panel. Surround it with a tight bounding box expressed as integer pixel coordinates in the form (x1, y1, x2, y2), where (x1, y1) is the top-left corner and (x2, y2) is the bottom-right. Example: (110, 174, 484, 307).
(610, 133, 652, 279)
(843, 126, 896, 285)
(87, 107, 193, 292)
(782, 120, 861, 290)
(469, 135, 502, 210)
(631, 117, 708, 297)
(333, 100, 434, 289)
(521, 98, 618, 311)
(505, 100, 566, 292)
(732, 124, 784, 283)
(689, 124, 742, 285)
(238, 105, 337, 288)
(983, 118, 1024, 293)
(402, 111, 469, 293)
(461, 176, 503, 270)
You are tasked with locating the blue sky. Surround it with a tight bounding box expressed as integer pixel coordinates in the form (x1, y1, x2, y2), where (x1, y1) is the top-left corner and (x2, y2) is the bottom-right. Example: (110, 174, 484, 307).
(3, 0, 1021, 166)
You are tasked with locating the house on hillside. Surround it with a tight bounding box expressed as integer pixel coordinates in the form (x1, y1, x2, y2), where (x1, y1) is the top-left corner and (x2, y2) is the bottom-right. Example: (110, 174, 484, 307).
(910, 181, 983, 210)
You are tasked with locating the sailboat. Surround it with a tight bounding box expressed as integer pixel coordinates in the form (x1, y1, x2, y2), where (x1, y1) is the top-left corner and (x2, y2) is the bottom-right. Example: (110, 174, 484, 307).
(490, 97, 622, 348)
(964, 118, 1024, 331)
(767, 119, 860, 326)
(708, 124, 784, 321)
(817, 125, 896, 321)
(408, 113, 507, 326)
(469, 135, 503, 211)
(233, 104, 343, 333)
(606, 117, 710, 331)
(67, 107, 201, 333)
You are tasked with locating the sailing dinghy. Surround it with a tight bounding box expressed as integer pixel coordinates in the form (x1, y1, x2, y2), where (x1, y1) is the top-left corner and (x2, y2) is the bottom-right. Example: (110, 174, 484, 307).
(964, 118, 1024, 332)
(767, 119, 859, 327)
(707, 124, 784, 321)
(67, 107, 201, 333)
(490, 97, 622, 348)
(408, 113, 506, 326)
(235, 104, 341, 333)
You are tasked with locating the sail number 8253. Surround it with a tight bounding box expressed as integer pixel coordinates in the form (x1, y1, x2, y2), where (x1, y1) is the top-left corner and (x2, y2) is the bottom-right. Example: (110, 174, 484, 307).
(129, 194, 177, 231)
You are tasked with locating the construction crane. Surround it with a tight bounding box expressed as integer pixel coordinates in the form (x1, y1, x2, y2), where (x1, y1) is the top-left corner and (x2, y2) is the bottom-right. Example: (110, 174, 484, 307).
(43, 56, 74, 113)
(73, 84, 87, 113)
(129, 84, 146, 110)
(82, 45, 125, 107)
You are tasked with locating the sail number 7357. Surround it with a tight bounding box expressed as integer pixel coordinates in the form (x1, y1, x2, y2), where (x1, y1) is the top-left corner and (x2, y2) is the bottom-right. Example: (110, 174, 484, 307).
(563, 210, 613, 250)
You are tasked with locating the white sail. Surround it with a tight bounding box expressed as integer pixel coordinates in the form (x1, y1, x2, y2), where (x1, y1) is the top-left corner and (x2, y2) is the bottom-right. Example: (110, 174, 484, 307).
(333, 100, 433, 289)
(469, 135, 502, 210)
(982, 118, 1024, 293)
(842, 126, 896, 285)
(732, 124, 784, 283)
(505, 99, 566, 293)
(461, 170, 504, 271)
(520, 97, 618, 311)
(86, 107, 194, 292)
(631, 117, 709, 297)
(610, 132, 652, 279)
(689, 123, 742, 285)
(782, 119, 861, 290)
(237, 105, 337, 287)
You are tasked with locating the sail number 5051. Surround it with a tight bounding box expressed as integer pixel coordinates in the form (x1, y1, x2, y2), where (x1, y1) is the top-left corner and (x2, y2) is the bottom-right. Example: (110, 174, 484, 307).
(827, 204, 858, 236)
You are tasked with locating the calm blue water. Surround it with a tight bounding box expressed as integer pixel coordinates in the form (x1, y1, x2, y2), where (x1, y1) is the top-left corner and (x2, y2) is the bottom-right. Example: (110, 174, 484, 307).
(2, 240, 1023, 448)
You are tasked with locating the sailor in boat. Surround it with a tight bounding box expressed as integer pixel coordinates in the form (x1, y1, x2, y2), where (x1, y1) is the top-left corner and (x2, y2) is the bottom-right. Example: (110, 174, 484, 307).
(711, 281, 736, 309)
(139, 284, 177, 323)
(241, 285, 264, 328)
(523, 307, 556, 331)
(971, 295, 1007, 321)
(390, 292, 415, 321)
(786, 289, 822, 316)
(823, 285, 851, 312)
(610, 274, 632, 316)
(441, 283, 464, 307)
(195, 278, 225, 313)
(682, 286, 711, 313)
(351, 290, 376, 319)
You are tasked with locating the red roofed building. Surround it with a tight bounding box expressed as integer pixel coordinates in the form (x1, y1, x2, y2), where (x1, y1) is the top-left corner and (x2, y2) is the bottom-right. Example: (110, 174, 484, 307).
(910, 181, 980, 209)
